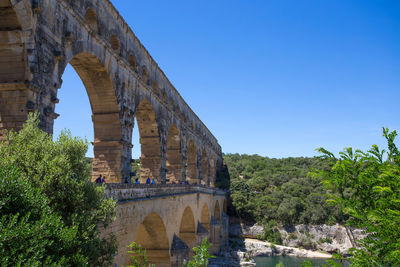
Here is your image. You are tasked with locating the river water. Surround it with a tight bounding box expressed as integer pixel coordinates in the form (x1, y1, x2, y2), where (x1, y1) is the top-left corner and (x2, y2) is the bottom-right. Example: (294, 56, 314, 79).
(254, 256, 350, 267)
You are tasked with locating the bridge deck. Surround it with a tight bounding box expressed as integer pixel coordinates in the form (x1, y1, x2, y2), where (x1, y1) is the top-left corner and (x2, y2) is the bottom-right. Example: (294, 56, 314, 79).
(105, 183, 227, 202)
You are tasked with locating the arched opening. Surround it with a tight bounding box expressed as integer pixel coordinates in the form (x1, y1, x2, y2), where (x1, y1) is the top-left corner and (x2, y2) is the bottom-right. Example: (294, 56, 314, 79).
(84, 8, 98, 32)
(186, 140, 198, 184)
(200, 204, 210, 231)
(214, 201, 221, 221)
(223, 199, 227, 214)
(128, 53, 137, 71)
(135, 100, 161, 183)
(201, 149, 208, 185)
(166, 125, 182, 183)
(131, 116, 141, 183)
(209, 156, 215, 187)
(110, 34, 120, 52)
(179, 206, 196, 251)
(131, 212, 170, 266)
(54, 52, 123, 183)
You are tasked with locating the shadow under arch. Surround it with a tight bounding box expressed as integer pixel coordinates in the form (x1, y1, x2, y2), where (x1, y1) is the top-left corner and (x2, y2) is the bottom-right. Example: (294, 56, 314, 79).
(166, 124, 182, 183)
(135, 100, 161, 182)
(186, 140, 198, 184)
(131, 212, 171, 266)
(179, 206, 197, 252)
(200, 203, 210, 231)
(62, 52, 123, 182)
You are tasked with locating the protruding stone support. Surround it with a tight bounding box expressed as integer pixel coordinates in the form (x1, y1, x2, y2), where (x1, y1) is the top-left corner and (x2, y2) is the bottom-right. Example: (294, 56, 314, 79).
(170, 234, 189, 267)
(196, 221, 209, 244)
(221, 212, 229, 250)
(91, 112, 129, 183)
(0, 83, 35, 140)
(209, 216, 221, 254)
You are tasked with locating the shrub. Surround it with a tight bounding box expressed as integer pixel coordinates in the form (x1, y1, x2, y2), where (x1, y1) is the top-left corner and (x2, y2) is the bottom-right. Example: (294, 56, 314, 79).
(0, 113, 117, 266)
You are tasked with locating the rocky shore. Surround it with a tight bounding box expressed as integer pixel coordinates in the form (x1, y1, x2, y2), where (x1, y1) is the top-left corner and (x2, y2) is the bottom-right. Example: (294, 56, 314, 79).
(230, 221, 364, 254)
(209, 220, 364, 266)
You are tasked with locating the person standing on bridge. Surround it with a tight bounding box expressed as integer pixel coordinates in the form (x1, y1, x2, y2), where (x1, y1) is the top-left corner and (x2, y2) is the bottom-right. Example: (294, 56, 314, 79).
(135, 178, 140, 184)
(95, 174, 102, 184)
(146, 177, 151, 184)
(152, 178, 156, 184)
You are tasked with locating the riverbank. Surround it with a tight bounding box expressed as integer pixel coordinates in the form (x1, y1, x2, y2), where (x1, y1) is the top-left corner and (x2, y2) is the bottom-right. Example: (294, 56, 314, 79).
(238, 238, 331, 266)
(210, 218, 364, 266)
(229, 219, 364, 254)
(209, 238, 332, 267)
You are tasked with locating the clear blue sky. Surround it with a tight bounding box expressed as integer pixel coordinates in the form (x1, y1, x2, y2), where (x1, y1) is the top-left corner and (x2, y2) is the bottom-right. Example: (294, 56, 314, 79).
(54, 0, 400, 159)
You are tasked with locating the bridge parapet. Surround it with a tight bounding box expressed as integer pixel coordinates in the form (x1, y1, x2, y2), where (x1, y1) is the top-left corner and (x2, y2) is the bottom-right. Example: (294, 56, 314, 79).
(105, 183, 226, 202)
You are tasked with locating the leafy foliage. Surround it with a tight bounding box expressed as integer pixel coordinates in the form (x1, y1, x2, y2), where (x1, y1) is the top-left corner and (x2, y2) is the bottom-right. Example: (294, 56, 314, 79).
(314, 128, 400, 266)
(225, 154, 342, 225)
(183, 238, 215, 267)
(215, 164, 230, 189)
(126, 242, 154, 267)
(131, 159, 141, 180)
(0, 113, 117, 266)
(257, 220, 282, 245)
(0, 165, 79, 266)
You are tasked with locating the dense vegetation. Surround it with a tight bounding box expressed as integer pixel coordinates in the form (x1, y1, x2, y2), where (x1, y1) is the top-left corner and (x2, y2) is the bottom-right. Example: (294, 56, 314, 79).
(227, 129, 400, 266)
(314, 128, 400, 266)
(0, 113, 117, 266)
(226, 154, 343, 226)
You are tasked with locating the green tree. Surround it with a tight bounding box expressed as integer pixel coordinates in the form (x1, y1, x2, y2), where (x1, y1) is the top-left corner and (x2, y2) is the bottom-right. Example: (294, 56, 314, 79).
(226, 153, 337, 225)
(183, 238, 215, 267)
(314, 128, 400, 266)
(0, 113, 117, 266)
(131, 159, 141, 180)
(0, 165, 80, 266)
(126, 242, 154, 267)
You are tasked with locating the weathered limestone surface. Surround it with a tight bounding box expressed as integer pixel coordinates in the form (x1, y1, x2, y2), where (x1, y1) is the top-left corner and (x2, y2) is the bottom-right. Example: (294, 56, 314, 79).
(103, 184, 228, 266)
(0, 0, 223, 185)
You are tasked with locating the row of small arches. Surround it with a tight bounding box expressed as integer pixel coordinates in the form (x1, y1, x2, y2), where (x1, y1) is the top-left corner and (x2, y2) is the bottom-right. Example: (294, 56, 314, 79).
(123, 200, 227, 266)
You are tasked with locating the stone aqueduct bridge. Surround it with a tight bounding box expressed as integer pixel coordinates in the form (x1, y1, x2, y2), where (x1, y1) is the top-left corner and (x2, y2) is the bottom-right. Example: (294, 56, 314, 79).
(0, 0, 228, 266)
(0, 0, 223, 184)
(103, 184, 229, 266)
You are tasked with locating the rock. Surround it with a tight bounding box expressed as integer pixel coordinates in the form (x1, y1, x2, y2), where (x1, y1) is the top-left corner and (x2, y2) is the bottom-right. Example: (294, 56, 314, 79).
(229, 219, 365, 255)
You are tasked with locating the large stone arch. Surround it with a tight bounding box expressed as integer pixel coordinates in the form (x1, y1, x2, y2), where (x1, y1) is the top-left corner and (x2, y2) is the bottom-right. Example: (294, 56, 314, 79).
(186, 139, 198, 184)
(135, 100, 161, 182)
(59, 52, 124, 183)
(201, 149, 208, 185)
(133, 212, 171, 266)
(166, 124, 182, 183)
(178, 206, 196, 251)
(200, 203, 210, 231)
